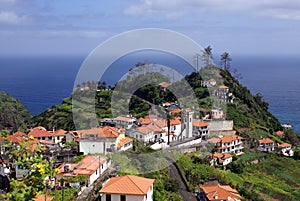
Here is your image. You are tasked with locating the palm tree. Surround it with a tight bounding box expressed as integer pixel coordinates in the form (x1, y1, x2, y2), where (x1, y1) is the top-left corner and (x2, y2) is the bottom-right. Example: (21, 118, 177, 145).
(220, 52, 232, 71)
(202, 46, 213, 66)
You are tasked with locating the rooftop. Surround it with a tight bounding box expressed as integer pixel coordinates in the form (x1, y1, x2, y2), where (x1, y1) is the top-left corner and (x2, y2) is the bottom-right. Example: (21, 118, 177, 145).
(100, 175, 154, 195)
(259, 138, 274, 144)
(200, 184, 241, 201)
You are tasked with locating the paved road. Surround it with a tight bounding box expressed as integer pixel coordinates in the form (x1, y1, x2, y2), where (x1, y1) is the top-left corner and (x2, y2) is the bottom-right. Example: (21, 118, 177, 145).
(169, 162, 197, 201)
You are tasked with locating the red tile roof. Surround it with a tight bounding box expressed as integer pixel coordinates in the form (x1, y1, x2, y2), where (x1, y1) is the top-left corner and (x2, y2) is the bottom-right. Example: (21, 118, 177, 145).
(259, 138, 274, 144)
(76, 126, 121, 139)
(192, 119, 208, 127)
(28, 127, 53, 138)
(279, 143, 292, 148)
(12, 131, 25, 137)
(117, 137, 132, 149)
(218, 85, 229, 89)
(53, 129, 66, 136)
(100, 175, 154, 195)
(200, 184, 242, 201)
(33, 194, 54, 201)
(275, 130, 284, 135)
(137, 117, 152, 125)
(58, 155, 106, 176)
(218, 135, 243, 143)
(114, 116, 134, 122)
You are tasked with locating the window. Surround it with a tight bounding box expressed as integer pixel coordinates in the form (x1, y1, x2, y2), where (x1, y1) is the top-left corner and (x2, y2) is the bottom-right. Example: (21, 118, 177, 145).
(120, 195, 126, 201)
(106, 194, 111, 201)
(57, 136, 60, 140)
(140, 135, 142, 139)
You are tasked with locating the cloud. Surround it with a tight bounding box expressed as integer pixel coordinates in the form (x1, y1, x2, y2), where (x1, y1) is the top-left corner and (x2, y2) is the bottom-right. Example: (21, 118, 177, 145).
(123, 0, 300, 20)
(0, 11, 29, 24)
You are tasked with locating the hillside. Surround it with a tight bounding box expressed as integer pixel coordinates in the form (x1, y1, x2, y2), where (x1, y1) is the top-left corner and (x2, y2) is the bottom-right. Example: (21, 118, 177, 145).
(0, 91, 31, 130)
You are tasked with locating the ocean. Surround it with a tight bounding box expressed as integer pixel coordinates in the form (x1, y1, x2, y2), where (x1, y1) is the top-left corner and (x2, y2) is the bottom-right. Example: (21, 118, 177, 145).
(0, 53, 299, 134)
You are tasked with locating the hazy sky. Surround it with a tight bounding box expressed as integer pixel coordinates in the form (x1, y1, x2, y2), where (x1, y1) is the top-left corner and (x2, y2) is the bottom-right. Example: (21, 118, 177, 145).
(0, 0, 299, 56)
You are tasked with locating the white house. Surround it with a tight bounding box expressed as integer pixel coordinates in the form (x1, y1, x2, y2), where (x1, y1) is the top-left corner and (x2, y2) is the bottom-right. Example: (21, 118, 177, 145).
(100, 175, 155, 201)
(57, 155, 110, 186)
(210, 135, 244, 155)
(113, 116, 136, 129)
(258, 138, 274, 152)
(209, 153, 232, 166)
(77, 126, 132, 155)
(128, 126, 154, 143)
(53, 129, 67, 144)
(192, 119, 209, 140)
(279, 143, 294, 157)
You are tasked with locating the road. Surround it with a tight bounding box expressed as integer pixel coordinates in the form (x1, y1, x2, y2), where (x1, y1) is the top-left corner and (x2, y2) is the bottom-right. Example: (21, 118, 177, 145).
(169, 161, 197, 201)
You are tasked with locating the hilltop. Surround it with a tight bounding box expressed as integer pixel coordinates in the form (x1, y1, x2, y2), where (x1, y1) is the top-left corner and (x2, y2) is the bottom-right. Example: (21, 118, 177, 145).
(0, 91, 31, 130)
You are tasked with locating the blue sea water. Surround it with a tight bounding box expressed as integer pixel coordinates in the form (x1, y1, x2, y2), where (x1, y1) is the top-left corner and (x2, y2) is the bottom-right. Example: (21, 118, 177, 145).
(0, 53, 299, 134)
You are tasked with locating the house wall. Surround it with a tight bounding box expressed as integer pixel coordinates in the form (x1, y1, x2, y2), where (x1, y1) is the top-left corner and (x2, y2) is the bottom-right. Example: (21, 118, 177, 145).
(79, 139, 116, 155)
(101, 185, 153, 201)
(208, 120, 233, 131)
(54, 136, 65, 144)
(88, 159, 110, 186)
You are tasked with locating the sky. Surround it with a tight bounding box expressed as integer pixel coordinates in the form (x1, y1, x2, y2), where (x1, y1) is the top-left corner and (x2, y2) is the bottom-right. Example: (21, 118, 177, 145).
(0, 0, 300, 56)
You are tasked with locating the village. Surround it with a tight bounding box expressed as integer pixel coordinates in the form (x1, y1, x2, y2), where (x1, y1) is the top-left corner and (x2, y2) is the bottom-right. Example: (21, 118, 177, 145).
(0, 81, 296, 201)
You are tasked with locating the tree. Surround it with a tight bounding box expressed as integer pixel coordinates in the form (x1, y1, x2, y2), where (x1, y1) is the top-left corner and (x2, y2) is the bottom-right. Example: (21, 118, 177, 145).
(202, 46, 213, 66)
(220, 52, 232, 71)
(3, 137, 57, 200)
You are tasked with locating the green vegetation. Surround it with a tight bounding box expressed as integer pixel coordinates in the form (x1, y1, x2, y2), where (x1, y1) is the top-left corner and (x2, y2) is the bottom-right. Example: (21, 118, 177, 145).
(0, 91, 31, 130)
(176, 151, 300, 201)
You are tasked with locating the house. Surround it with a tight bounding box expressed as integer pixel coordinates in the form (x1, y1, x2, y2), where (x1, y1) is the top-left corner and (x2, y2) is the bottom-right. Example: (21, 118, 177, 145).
(200, 184, 242, 201)
(137, 116, 152, 126)
(57, 155, 110, 186)
(129, 126, 154, 143)
(209, 153, 232, 166)
(28, 127, 54, 141)
(200, 79, 216, 88)
(53, 129, 67, 144)
(77, 126, 132, 155)
(258, 138, 274, 152)
(117, 137, 133, 152)
(210, 135, 244, 155)
(99, 175, 155, 201)
(113, 116, 136, 129)
(275, 130, 284, 138)
(211, 108, 226, 119)
(192, 119, 209, 140)
(279, 143, 294, 157)
(158, 82, 169, 91)
(33, 194, 54, 201)
(215, 86, 237, 103)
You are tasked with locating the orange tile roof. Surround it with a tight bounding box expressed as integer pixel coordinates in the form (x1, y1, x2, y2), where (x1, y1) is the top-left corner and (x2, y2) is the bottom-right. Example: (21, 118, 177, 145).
(58, 155, 107, 176)
(53, 129, 66, 136)
(275, 130, 284, 135)
(218, 85, 229, 89)
(117, 137, 132, 149)
(138, 117, 152, 125)
(39, 140, 56, 145)
(279, 143, 292, 148)
(154, 117, 181, 128)
(158, 82, 169, 88)
(33, 194, 54, 201)
(137, 126, 152, 135)
(76, 126, 121, 139)
(100, 175, 154, 195)
(6, 135, 26, 143)
(211, 153, 232, 160)
(146, 125, 164, 133)
(12, 131, 25, 137)
(114, 116, 134, 122)
(192, 119, 208, 127)
(170, 108, 181, 114)
(200, 184, 242, 201)
(28, 127, 53, 138)
(259, 138, 274, 144)
(218, 135, 243, 143)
